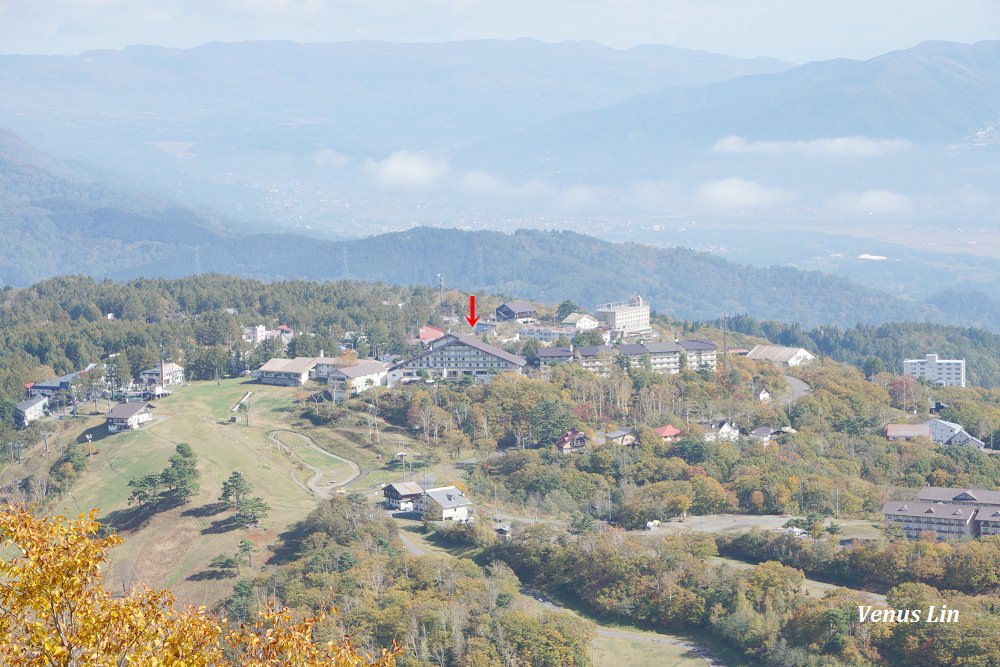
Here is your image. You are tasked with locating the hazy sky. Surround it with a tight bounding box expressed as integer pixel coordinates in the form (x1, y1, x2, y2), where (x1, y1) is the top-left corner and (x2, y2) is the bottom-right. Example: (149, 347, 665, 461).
(1, 0, 999, 61)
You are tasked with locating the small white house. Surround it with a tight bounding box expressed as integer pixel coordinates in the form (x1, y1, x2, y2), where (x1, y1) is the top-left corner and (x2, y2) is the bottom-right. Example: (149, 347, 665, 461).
(561, 313, 600, 331)
(417, 486, 473, 522)
(746, 345, 816, 367)
(702, 420, 740, 442)
(926, 419, 985, 449)
(139, 362, 185, 387)
(14, 396, 48, 428)
(106, 401, 154, 433)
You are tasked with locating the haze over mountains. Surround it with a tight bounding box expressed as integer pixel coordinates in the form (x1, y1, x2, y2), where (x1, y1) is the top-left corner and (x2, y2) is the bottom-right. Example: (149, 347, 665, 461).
(0, 39, 789, 226)
(4, 38, 1000, 326)
(2, 38, 999, 232)
(4, 126, 1000, 331)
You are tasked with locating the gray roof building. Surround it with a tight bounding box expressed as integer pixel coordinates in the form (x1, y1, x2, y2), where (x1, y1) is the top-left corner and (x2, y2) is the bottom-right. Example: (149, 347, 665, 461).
(918, 487, 1000, 506)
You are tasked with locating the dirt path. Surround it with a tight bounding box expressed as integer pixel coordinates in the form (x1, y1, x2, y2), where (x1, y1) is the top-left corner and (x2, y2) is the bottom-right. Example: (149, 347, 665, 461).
(267, 430, 361, 498)
(394, 526, 430, 556)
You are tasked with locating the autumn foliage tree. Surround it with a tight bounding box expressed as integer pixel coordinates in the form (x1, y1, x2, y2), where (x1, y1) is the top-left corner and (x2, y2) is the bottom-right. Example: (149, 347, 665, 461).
(0, 504, 401, 666)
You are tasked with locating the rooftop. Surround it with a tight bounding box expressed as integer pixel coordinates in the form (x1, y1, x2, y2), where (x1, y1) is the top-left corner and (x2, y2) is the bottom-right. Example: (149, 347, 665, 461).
(918, 487, 1000, 506)
(106, 401, 153, 419)
(679, 340, 718, 351)
(880, 500, 976, 521)
(334, 361, 390, 378)
(386, 482, 424, 496)
(141, 362, 184, 375)
(561, 313, 594, 324)
(498, 301, 536, 314)
(886, 424, 932, 438)
(443, 333, 527, 366)
(642, 341, 682, 354)
(746, 345, 815, 363)
(15, 396, 47, 411)
(424, 486, 472, 509)
(257, 357, 319, 374)
(653, 424, 682, 438)
(575, 345, 616, 358)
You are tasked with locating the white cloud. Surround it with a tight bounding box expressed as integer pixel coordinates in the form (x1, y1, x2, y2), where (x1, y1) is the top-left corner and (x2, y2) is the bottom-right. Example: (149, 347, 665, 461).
(830, 189, 916, 216)
(311, 147, 350, 169)
(697, 177, 790, 211)
(363, 151, 449, 190)
(712, 135, 914, 158)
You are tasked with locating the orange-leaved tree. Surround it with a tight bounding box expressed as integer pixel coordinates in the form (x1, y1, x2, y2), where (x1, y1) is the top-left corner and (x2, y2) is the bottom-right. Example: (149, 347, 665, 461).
(0, 504, 401, 666)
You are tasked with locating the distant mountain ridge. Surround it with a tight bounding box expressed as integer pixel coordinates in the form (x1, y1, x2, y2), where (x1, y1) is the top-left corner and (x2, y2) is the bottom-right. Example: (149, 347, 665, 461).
(463, 39, 1000, 178)
(0, 39, 791, 170)
(0, 128, 987, 330)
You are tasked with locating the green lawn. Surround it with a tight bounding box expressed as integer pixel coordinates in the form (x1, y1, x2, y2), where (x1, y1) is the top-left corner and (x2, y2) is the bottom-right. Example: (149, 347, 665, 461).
(591, 636, 707, 667)
(46, 379, 319, 606)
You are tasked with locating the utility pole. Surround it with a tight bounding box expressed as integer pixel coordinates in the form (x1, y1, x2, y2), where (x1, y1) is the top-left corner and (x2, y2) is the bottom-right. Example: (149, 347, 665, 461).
(723, 312, 729, 371)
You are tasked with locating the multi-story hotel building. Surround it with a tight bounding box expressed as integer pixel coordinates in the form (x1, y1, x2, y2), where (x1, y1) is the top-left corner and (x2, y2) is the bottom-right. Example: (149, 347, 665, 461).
(903, 353, 966, 388)
(389, 333, 526, 385)
(881, 501, 978, 540)
(882, 487, 1000, 539)
(595, 296, 651, 336)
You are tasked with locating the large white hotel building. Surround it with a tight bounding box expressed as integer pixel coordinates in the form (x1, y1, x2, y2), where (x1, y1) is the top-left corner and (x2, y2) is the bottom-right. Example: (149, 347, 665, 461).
(903, 353, 966, 388)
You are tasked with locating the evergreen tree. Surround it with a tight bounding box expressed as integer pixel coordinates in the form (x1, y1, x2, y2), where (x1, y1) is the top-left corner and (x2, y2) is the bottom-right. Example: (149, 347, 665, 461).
(160, 443, 200, 501)
(220, 471, 252, 510)
(234, 496, 270, 528)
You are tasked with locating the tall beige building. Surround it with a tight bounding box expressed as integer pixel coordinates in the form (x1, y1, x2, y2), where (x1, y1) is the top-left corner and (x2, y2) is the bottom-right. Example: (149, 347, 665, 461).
(595, 296, 651, 336)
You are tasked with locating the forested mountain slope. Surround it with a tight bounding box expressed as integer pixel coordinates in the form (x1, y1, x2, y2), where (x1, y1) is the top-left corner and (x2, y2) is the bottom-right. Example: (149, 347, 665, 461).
(0, 129, 958, 328)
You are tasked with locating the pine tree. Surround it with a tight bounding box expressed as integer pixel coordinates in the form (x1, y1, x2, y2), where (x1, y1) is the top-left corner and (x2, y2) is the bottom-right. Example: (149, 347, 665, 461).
(220, 471, 252, 510)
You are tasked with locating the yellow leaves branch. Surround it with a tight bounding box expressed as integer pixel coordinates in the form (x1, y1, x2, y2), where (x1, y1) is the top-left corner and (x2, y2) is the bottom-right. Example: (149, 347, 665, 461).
(0, 504, 401, 667)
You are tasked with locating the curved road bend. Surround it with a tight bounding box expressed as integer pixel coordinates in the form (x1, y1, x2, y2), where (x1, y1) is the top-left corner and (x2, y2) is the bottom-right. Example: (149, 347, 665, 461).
(268, 430, 362, 498)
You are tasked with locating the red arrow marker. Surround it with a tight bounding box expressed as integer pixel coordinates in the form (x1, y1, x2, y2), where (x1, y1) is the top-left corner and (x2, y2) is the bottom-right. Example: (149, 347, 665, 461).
(465, 295, 480, 328)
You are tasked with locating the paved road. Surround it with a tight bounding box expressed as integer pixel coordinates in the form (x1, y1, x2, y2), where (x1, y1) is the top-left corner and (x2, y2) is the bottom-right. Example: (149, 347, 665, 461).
(268, 430, 361, 498)
(784, 375, 811, 403)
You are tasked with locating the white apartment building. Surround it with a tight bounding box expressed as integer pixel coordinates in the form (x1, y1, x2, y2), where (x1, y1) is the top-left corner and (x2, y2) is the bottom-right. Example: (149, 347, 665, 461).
(680, 340, 719, 371)
(595, 296, 651, 336)
(903, 353, 966, 388)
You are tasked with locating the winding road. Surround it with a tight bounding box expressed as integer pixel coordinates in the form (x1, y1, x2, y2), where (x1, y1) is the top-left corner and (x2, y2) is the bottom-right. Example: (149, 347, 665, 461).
(267, 429, 361, 498)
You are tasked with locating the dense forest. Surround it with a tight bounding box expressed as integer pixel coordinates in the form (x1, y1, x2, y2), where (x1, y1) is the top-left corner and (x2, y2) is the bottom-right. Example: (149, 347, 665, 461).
(0, 275, 447, 442)
(716, 313, 1000, 387)
(225, 494, 595, 666)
